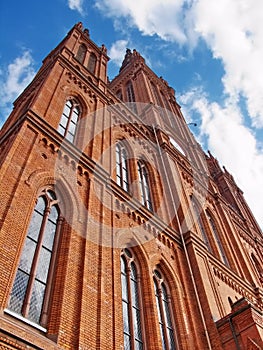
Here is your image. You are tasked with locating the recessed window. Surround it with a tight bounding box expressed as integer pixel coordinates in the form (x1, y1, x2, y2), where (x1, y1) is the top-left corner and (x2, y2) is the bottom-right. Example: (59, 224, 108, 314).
(8, 189, 61, 327)
(116, 142, 129, 192)
(87, 53, 97, 74)
(121, 250, 144, 349)
(154, 270, 176, 350)
(206, 210, 229, 266)
(58, 100, 80, 143)
(126, 81, 137, 113)
(76, 44, 87, 64)
(137, 160, 153, 211)
(191, 198, 211, 251)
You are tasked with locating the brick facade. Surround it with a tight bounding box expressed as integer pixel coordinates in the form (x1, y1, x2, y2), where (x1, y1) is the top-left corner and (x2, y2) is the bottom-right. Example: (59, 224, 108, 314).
(0, 22, 262, 349)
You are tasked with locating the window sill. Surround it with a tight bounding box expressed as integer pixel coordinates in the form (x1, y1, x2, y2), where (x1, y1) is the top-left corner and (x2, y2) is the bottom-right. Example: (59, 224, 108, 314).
(4, 309, 47, 333)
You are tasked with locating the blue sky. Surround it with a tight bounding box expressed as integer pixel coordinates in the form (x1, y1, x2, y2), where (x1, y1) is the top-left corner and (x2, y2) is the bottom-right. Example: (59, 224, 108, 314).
(0, 0, 262, 228)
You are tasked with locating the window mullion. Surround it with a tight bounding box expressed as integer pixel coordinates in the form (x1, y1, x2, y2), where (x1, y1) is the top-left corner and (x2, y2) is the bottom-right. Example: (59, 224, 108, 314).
(22, 206, 50, 317)
(64, 107, 73, 137)
(127, 266, 135, 350)
(40, 214, 62, 326)
(158, 287, 169, 350)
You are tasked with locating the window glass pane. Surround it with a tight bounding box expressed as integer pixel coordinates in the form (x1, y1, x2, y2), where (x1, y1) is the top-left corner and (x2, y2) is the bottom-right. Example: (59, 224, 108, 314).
(9, 270, 29, 314)
(43, 205, 58, 250)
(18, 237, 37, 273)
(63, 103, 71, 116)
(121, 273, 128, 301)
(68, 120, 77, 135)
(71, 108, 79, 123)
(27, 197, 45, 241)
(58, 125, 66, 136)
(60, 114, 69, 128)
(135, 340, 143, 350)
(133, 307, 142, 340)
(66, 100, 73, 109)
(66, 132, 74, 143)
(124, 334, 131, 350)
(28, 280, 46, 323)
(167, 328, 176, 349)
(35, 247, 51, 283)
(122, 302, 130, 333)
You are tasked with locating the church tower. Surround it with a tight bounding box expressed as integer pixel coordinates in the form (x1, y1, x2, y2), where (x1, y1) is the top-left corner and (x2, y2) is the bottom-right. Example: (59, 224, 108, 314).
(0, 23, 262, 350)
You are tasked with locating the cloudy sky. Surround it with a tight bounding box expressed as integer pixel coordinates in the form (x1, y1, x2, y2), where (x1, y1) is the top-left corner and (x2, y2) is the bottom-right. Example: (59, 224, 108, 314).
(0, 0, 262, 228)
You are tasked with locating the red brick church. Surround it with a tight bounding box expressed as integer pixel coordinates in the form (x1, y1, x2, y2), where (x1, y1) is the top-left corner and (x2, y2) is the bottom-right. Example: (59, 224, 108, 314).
(0, 22, 262, 349)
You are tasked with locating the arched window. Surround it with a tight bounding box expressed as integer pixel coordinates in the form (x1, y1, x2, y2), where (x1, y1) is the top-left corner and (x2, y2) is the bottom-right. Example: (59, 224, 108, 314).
(116, 142, 129, 192)
(121, 249, 143, 350)
(87, 53, 97, 74)
(151, 82, 162, 107)
(76, 44, 87, 64)
(8, 189, 61, 327)
(58, 99, 80, 142)
(137, 160, 153, 211)
(251, 253, 263, 282)
(191, 197, 211, 251)
(154, 270, 176, 350)
(116, 89, 123, 101)
(126, 81, 137, 113)
(206, 210, 229, 266)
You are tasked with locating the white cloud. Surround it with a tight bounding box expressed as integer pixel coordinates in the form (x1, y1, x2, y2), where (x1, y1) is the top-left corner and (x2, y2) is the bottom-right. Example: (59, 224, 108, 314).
(108, 40, 129, 66)
(180, 88, 263, 228)
(0, 50, 36, 125)
(68, 0, 84, 15)
(95, 0, 188, 43)
(193, 0, 263, 127)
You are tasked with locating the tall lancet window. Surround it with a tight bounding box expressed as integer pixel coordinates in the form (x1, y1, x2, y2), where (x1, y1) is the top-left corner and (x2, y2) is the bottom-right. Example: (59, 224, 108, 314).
(206, 210, 229, 266)
(8, 189, 61, 327)
(121, 249, 144, 350)
(191, 197, 211, 251)
(58, 99, 80, 142)
(116, 142, 129, 192)
(87, 52, 97, 74)
(137, 160, 153, 211)
(126, 81, 137, 113)
(154, 270, 176, 350)
(76, 43, 87, 64)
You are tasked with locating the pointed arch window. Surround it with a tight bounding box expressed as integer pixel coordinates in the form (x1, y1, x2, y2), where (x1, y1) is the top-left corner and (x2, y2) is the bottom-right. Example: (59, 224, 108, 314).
(58, 99, 80, 142)
(87, 53, 97, 74)
(154, 270, 176, 350)
(137, 160, 153, 211)
(76, 43, 87, 64)
(191, 197, 211, 251)
(121, 249, 144, 350)
(251, 254, 263, 282)
(206, 210, 229, 266)
(8, 189, 61, 327)
(151, 82, 162, 107)
(116, 142, 129, 192)
(126, 81, 137, 113)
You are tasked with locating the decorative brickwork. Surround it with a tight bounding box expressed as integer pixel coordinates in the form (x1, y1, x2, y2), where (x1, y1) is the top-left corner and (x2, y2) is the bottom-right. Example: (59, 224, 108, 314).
(0, 22, 262, 349)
